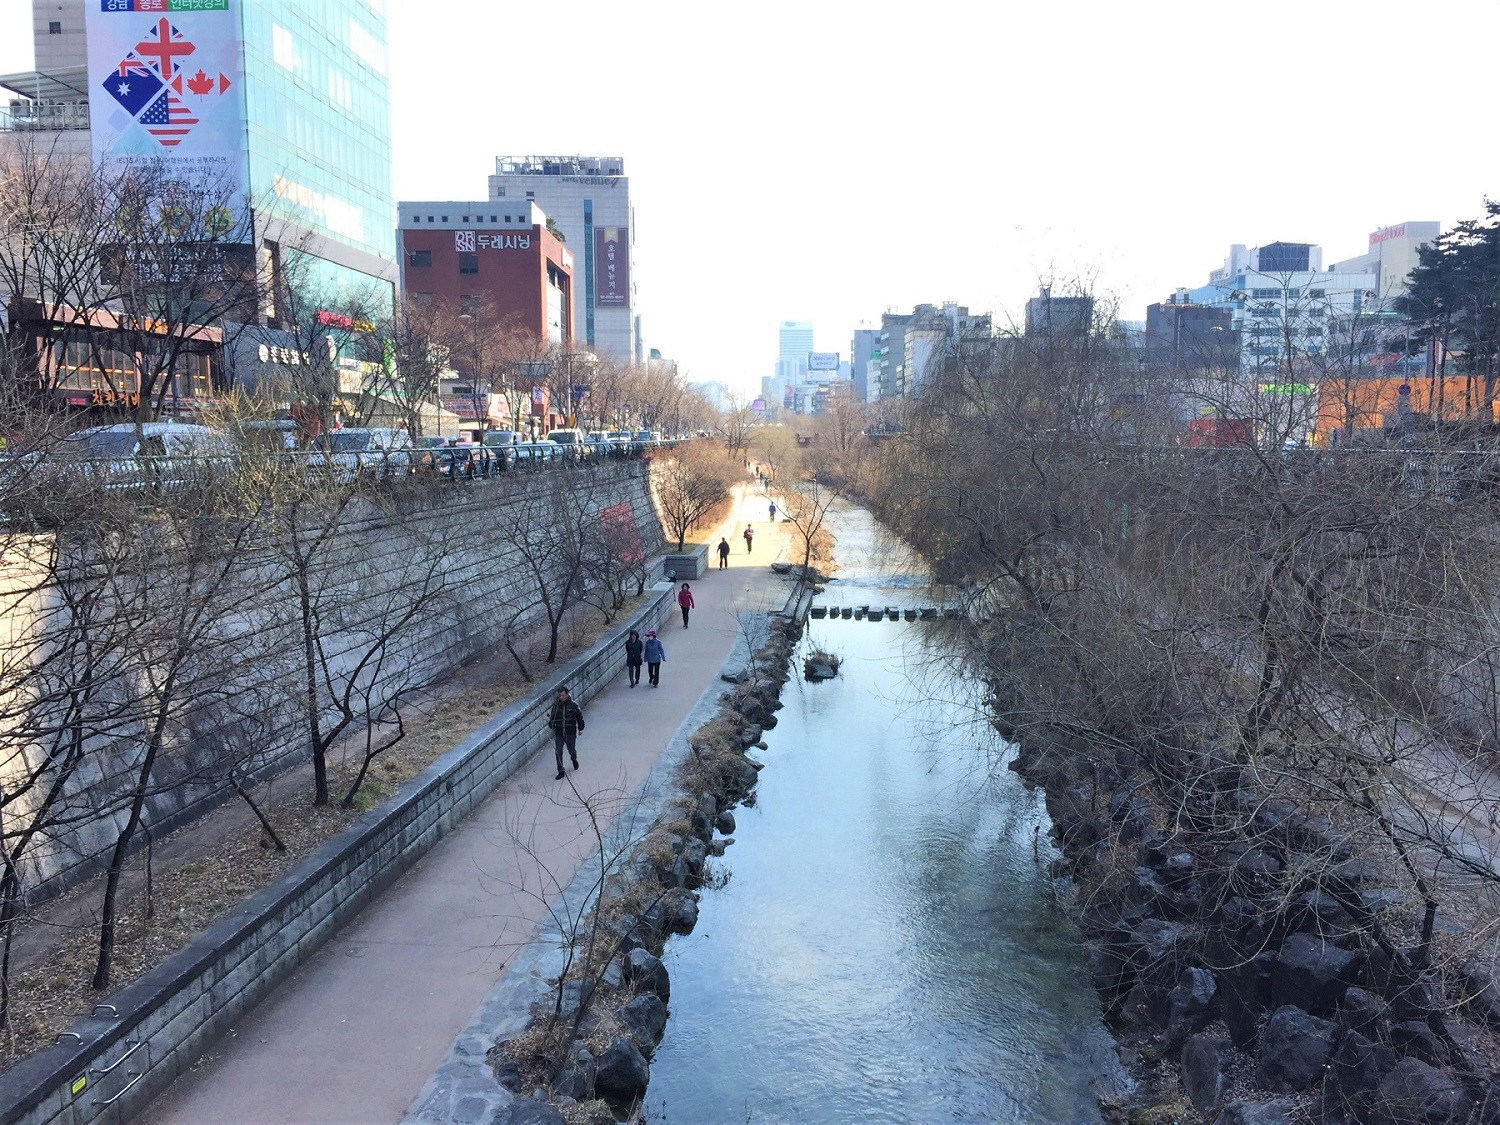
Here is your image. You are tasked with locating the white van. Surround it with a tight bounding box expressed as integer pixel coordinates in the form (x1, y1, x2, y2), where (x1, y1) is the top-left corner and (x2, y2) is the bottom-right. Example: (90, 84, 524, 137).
(53, 423, 238, 491)
(308, 427, 414, 480)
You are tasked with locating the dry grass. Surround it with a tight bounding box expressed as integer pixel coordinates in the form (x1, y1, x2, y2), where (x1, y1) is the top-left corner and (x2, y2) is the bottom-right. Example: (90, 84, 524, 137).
(0, 595, 648, 1067)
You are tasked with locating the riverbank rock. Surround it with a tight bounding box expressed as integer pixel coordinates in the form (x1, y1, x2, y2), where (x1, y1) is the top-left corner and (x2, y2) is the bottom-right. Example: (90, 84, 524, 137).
(553, 1043, 597, 1102)
(715, 809, 736, 835)
(594, 1038, 650, 1102)
(1459, 961, 1500, 1029)
(1167, 966, 1220, 1043)
(1271, 933, 1356, 1016)
(1368, 1057, 1473, 1124)
(1324, 1029, 1396, 1118)
(1183, 1032, 1231, 1114)
(1214, 1098, 1296, 1125)
(617, 994, 668, 1055)
(1255, 1005, 1338, 1092)
(623, 948, 670, 1002)
(498, 1098, 567, 1125)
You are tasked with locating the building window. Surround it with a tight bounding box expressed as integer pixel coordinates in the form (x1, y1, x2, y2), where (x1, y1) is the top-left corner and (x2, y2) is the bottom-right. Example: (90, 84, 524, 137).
(272, 24, 294, 70)
(496, 188, 506, 197)
(427, 215, 434, 223)
(490, 215, 497, 222)
(48, 21, 61, 34)
(460, 295, 478, 315)
(1251, 288, 1279, 300)
(462, 216, 469, 222)
(458, 253, 478, 275)
(525, 191, 535, 199)
(441, 215, 448, 222)
(408, 249, 431, 267)
(412, 292, 433, 304)
(1308, 288, 1326, 298)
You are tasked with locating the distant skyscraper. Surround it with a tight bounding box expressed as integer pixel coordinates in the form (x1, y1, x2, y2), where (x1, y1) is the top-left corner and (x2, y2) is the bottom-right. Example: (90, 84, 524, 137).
(850, 328, 878, 402)
(488, 156, 636, 362)
(778, 320, 814, 373)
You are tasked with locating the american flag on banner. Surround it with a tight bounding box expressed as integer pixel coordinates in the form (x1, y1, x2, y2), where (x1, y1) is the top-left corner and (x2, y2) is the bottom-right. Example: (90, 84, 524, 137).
(137, 90, 199, 147)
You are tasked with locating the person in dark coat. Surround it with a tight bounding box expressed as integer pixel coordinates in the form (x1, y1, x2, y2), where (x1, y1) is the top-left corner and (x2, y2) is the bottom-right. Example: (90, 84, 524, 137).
(677, 582, 695, 628)
(643, 630, 666, 687)
(547, 686, 585, 778)
(717, 537, 730, 568)
(624, 629, 644, 687)
(743, 525, 754, 553)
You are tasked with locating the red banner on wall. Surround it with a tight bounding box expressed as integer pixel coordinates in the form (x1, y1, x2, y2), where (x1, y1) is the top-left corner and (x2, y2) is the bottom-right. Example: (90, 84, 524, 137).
(594, 227, 629, 308)
(600, 502, 643, 566)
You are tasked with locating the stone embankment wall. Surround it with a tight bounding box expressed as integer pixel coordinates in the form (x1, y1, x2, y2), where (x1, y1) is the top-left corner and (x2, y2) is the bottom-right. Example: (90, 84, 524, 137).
(1004, 723, 1500, 1125)
(0, 586, 677, 1125)
(0, 463, 664, 900)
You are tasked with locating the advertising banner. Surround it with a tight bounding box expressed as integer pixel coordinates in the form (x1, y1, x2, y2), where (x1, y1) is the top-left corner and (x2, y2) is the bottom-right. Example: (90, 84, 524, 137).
(87, 0, 248, 222)
(594, 227, 629, 308)
(807, 352, 839, 371)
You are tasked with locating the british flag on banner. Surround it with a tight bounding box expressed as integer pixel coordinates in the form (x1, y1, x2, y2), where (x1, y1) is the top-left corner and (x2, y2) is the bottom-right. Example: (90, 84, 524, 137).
(100, 51, 162, 117)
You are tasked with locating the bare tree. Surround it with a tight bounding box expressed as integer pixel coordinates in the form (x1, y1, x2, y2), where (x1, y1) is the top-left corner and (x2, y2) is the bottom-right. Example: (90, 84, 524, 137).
(651, 442, 734, 552)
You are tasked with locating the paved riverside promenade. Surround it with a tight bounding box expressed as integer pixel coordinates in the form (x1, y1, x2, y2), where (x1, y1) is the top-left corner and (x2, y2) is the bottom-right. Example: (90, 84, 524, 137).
(136, 487, 790, 1125)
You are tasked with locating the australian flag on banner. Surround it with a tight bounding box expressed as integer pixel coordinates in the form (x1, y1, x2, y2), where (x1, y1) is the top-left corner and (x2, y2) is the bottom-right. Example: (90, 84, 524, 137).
(101, 51, 163, 117)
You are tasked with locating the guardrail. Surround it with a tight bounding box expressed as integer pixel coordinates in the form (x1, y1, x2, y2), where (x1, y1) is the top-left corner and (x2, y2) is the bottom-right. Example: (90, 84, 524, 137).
(0, 439, 684, 518)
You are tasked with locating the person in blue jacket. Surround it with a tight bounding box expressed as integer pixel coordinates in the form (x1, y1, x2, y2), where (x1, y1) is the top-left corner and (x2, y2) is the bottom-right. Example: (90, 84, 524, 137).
(643, 630, 666, 687)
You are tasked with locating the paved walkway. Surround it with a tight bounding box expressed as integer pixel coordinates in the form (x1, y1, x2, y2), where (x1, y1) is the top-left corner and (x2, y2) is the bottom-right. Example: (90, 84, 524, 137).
(136, 486, 791, 1125)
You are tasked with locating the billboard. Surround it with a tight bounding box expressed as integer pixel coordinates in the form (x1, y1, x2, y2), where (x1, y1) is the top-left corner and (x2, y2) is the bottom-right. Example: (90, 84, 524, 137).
(807, 352, 839, 371)
(594, 227, 629, 308)
(87, 1, 248, 219)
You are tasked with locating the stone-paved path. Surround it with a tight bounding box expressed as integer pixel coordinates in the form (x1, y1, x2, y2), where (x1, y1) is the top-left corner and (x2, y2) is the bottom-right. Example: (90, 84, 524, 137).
(136, 485, 792, 1125)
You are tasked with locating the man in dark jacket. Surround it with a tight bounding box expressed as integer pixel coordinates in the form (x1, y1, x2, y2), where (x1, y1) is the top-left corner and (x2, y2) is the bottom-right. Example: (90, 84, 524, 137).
(548, 687, 585, 778)
(624, 630, 644, 687)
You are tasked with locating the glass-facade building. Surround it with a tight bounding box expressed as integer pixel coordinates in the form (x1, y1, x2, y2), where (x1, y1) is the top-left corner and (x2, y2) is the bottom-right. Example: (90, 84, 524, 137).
(76, 0, 397, 304)
(239, 0, 396, 299)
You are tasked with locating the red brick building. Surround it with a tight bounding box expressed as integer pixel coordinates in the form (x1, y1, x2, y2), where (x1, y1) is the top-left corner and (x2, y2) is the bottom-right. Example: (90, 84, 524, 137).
(396, 200, 573, 347)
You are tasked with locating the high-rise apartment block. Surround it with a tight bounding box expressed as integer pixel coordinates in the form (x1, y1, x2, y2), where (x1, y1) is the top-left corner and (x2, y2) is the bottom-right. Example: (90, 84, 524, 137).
(487, 156, 636, 362)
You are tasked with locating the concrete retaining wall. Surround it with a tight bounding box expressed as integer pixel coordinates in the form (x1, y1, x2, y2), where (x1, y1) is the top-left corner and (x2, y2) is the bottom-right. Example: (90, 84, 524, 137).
(0, 585, 675, 1125)
(1, 462, 666, 901)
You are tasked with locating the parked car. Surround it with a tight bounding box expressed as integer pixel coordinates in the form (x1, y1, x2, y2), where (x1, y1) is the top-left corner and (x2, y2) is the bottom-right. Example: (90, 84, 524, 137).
(48, 422, 238, 492)
(545, 428, 589, 462)
(482, 430, 524, 449)
(417, 442, 495, 479)
(506, 441, 547, 470)
(307, 427, 413, 481)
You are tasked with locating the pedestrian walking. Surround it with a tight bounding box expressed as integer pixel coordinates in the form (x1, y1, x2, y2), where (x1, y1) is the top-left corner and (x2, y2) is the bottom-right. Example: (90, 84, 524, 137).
(743, 524, 754, 553)
(547, 686, 585, 779)
(768, 500, 777, 522)
(644, 630, 665, 687)
(717, 537, 731, 568)
(624, 629, 644, 687)
(678, 582, 695, 628)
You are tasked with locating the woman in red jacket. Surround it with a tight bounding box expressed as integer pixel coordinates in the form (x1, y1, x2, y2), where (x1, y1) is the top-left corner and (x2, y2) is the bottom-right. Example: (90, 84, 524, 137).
(677, 582, 696, 628)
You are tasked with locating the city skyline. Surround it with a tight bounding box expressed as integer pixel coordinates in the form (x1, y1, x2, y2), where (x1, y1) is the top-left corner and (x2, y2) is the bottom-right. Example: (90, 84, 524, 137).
(4, 1, 1498, 392)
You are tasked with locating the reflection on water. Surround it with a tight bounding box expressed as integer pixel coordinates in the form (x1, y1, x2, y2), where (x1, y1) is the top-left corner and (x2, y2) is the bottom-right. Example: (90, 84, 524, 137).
(644, 504, 1118, 1124)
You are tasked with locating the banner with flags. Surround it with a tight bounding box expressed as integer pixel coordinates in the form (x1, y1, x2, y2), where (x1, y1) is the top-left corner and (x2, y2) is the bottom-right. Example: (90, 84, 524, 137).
(87, 1, 247, 223)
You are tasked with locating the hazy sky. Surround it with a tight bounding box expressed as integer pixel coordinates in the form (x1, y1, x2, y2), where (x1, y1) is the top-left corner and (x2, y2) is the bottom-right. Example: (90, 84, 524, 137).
(6, 1, 1499, 392)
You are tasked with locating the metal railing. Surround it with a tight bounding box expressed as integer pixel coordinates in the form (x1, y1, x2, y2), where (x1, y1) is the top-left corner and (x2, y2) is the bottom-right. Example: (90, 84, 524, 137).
(0, 100, 90, 132)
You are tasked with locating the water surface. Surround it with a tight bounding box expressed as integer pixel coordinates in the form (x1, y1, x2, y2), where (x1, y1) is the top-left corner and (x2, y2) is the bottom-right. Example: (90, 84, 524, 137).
(644, 502, 1118, 1124)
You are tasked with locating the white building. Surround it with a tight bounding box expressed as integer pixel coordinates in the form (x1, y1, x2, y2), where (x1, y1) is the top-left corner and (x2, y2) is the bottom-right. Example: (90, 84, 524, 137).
(487, 156, 637, 363)
(1331, 221, 1440, 305)
(1188, 242, 1378, 376)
